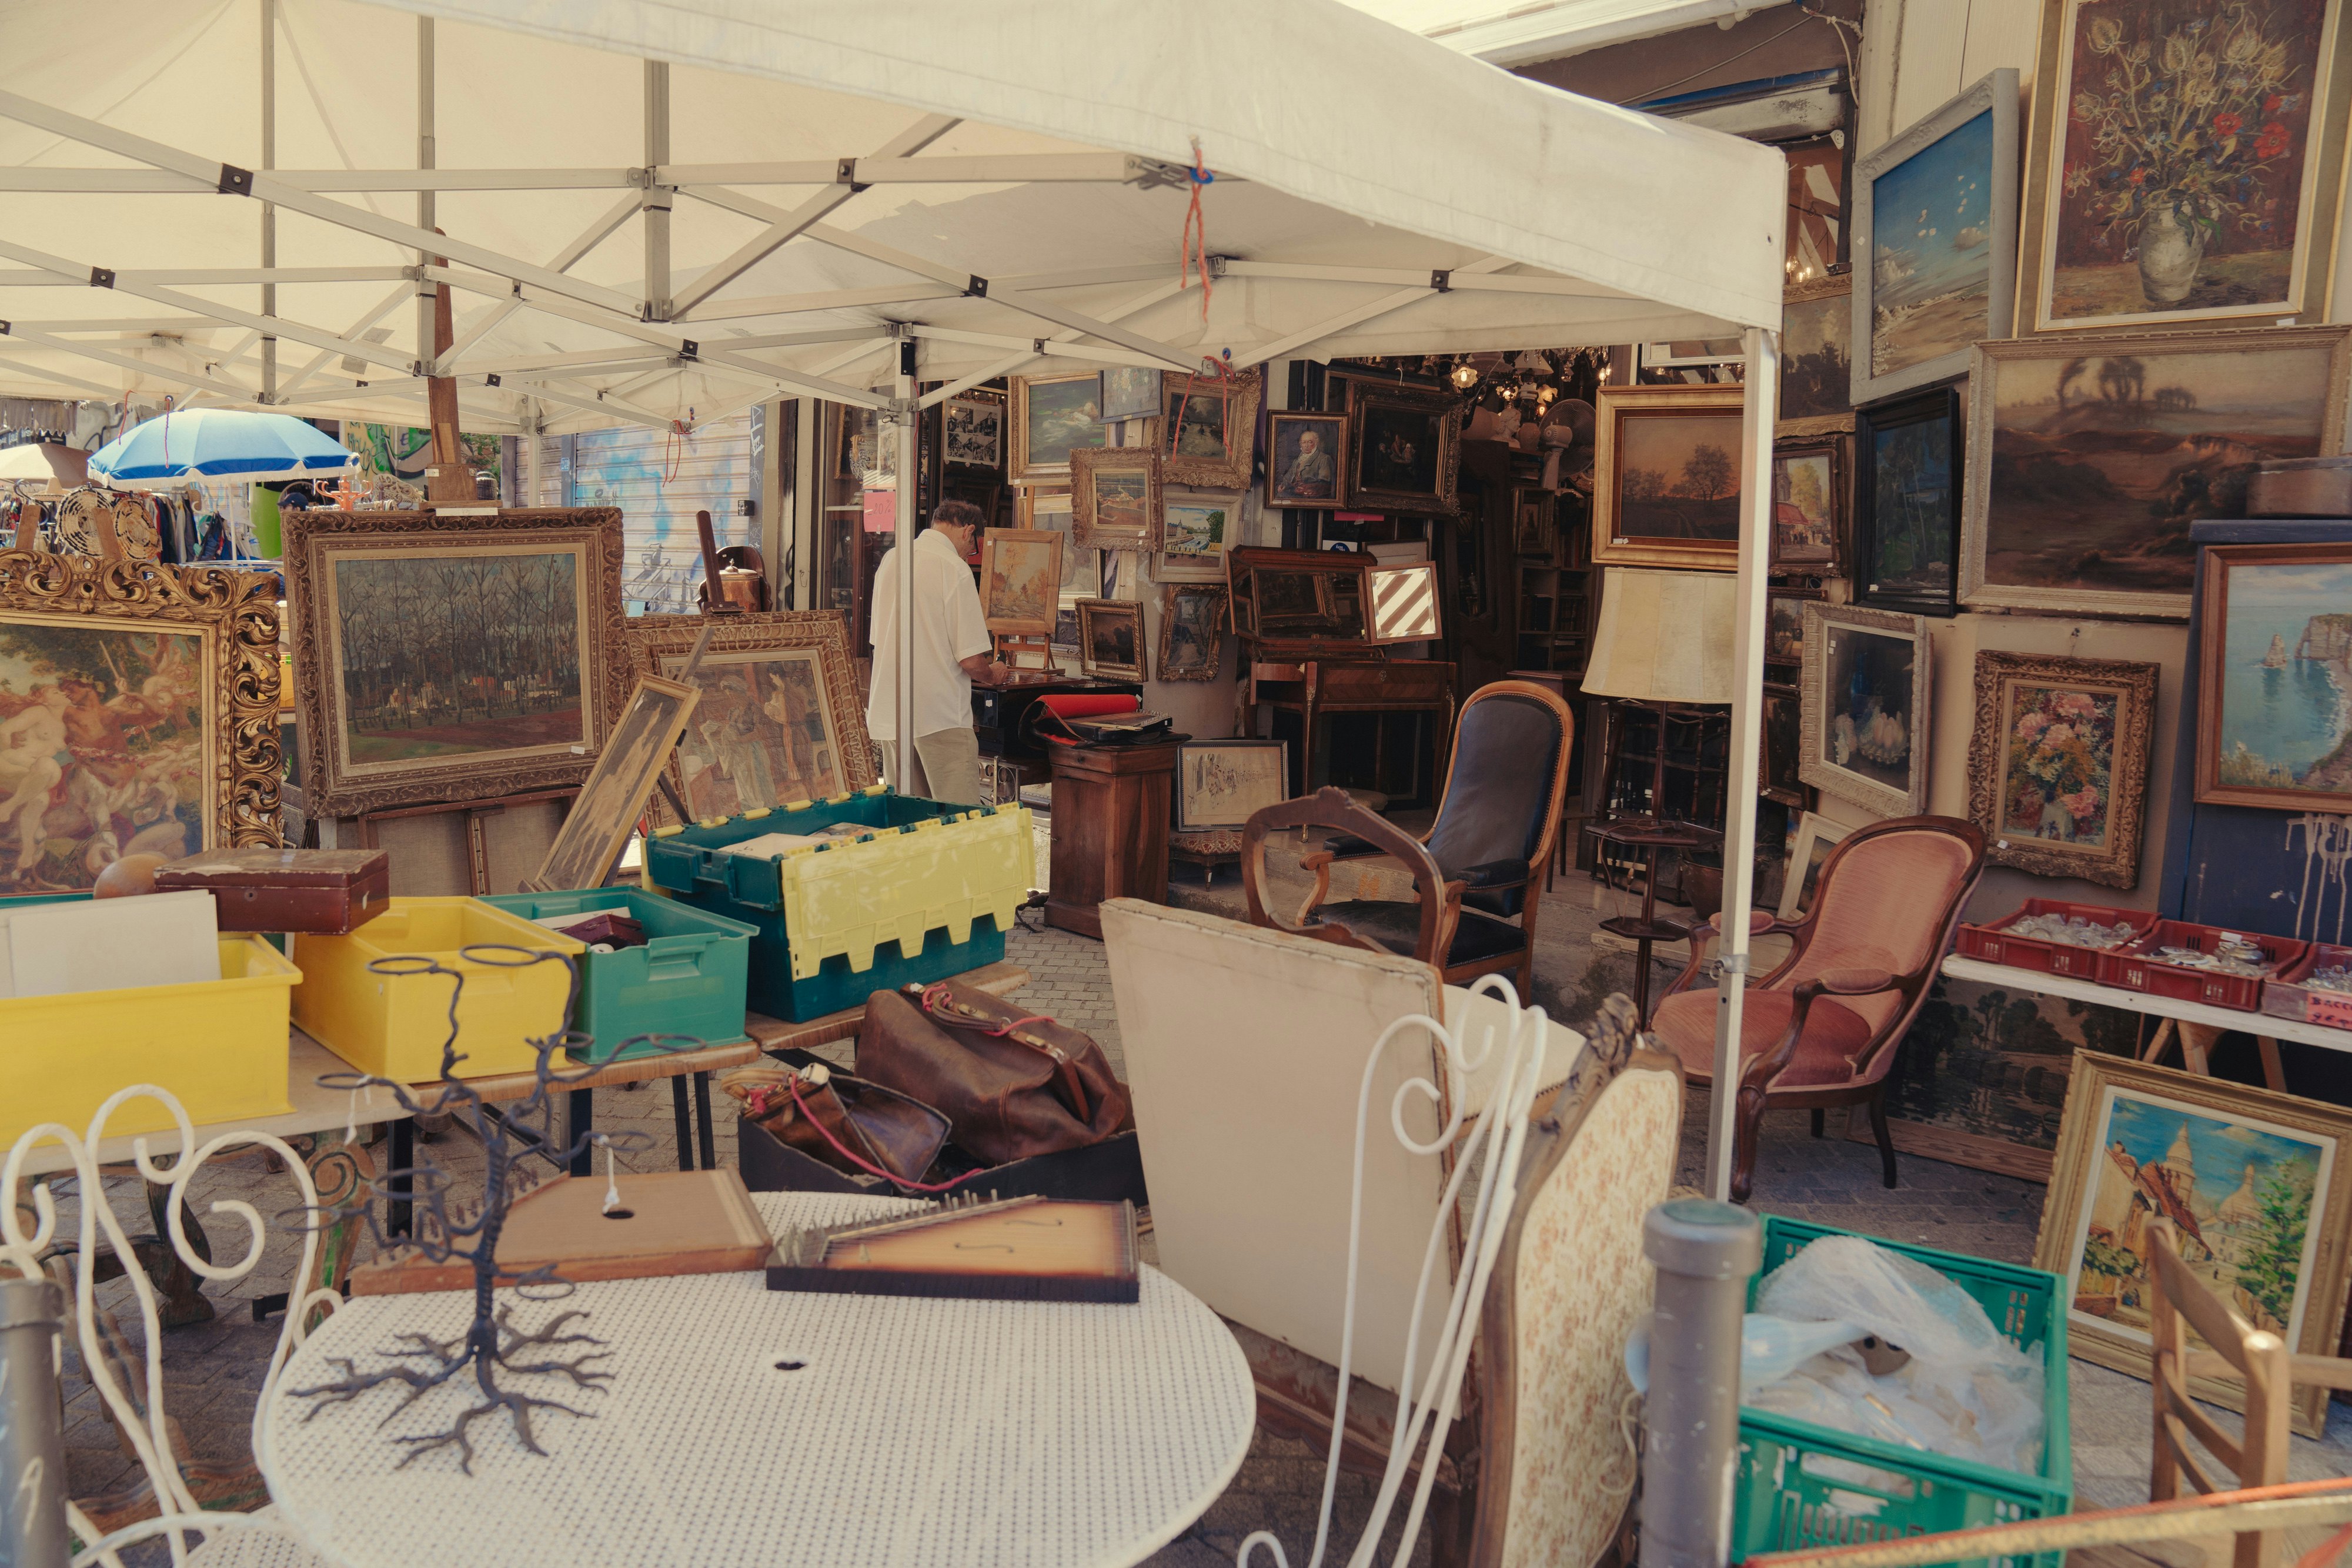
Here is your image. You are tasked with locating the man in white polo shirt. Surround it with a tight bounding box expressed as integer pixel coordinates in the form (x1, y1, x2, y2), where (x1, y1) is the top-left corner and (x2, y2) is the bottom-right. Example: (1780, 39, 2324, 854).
(866, 497, 1007, 804)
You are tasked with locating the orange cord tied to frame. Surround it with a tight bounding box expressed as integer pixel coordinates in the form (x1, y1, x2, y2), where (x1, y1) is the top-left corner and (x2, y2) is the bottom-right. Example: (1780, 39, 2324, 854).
(663, 414, 696, 484)
(1179, 136, 1215, 323)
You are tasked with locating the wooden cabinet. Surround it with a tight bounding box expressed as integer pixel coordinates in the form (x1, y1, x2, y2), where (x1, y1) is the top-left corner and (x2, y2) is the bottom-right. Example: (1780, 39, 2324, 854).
(1044, 740, 1182, 939)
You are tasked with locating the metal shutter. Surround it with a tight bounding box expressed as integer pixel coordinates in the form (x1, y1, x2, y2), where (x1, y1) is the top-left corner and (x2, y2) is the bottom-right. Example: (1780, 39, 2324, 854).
(556, 410, 758, 614)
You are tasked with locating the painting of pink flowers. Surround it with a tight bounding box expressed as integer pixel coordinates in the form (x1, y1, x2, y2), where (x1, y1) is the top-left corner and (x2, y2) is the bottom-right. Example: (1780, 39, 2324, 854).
(1968, 650, 2157, 889)
(2034, 0, 2343, 329)
(2003, 684, 2119, 847)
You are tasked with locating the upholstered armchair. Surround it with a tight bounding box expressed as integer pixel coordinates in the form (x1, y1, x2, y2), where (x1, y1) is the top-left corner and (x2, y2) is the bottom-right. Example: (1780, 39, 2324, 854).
(1649, 814, 1985, 1202)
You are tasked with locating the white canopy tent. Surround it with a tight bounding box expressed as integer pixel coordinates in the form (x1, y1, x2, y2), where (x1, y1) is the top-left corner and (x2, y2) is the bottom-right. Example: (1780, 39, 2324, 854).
(0, 0, 1788, 1199)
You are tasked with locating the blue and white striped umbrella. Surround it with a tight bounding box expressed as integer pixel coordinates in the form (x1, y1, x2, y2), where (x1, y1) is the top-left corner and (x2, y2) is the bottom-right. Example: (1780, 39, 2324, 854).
(87, 410, 359, 487)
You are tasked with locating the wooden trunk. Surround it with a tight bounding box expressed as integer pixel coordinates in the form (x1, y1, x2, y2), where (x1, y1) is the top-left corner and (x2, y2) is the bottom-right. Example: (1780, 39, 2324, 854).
(1045, 740, 1180, 939)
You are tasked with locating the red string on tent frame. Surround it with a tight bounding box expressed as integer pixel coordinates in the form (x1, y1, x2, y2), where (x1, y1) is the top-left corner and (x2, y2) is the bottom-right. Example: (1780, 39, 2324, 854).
(663, 413, 697, 484)
(1179, 136, 1215, 323)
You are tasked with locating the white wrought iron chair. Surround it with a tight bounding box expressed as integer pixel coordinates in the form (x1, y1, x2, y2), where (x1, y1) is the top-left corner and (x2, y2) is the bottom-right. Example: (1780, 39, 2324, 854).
(4, 1085, 342, 1567)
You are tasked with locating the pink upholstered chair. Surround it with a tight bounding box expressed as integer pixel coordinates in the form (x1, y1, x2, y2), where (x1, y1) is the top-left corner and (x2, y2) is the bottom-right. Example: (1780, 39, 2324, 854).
(1649, 814, 1985, 1202)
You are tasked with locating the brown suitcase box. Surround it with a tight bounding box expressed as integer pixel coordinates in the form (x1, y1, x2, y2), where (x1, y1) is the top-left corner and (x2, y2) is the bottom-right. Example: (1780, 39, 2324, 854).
(152, 848, 390, 934)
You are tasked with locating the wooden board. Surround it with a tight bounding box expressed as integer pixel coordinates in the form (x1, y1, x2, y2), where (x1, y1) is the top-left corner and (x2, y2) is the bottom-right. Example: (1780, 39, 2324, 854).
(349, 1169, 773, 1295)
(766, 1195, 1139, 1303)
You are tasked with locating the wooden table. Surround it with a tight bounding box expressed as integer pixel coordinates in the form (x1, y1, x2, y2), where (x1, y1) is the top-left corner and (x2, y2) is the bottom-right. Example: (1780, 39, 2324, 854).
(1047, 740, 1182, 939)
(1246, 658, 1454, 804)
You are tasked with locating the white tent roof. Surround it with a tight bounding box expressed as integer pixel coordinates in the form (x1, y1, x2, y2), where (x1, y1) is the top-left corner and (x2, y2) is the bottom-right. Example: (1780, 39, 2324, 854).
(0, 0, 1783, 434)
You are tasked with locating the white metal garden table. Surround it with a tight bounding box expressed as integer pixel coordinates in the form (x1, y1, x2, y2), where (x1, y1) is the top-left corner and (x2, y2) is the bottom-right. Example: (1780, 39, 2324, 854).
(259, 1192, 1256, 1568)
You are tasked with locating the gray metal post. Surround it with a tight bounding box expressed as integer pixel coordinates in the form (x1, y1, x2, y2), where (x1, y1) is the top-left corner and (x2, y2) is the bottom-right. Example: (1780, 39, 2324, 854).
(1641, 1198, 1761, 1568)
(0, 1276, 71, 1568)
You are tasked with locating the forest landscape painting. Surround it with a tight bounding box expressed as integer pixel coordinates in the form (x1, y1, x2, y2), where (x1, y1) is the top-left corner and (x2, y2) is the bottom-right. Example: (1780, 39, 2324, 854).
(1870, 106, 1999, 379)
(2200, 546, 2352, 807)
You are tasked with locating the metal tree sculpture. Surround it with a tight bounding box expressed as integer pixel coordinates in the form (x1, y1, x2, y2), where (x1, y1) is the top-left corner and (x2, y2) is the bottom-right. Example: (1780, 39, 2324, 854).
(291, 944, 702, 1472)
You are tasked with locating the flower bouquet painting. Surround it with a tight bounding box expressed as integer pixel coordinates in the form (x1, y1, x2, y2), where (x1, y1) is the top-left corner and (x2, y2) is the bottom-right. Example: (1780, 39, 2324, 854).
(1968, 650, 2156, 888)
(2004, 685, 2118, 845)
(2032, 0, 2346, 330)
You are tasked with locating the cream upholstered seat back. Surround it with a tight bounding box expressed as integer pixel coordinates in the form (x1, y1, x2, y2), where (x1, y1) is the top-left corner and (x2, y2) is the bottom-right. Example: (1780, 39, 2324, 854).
(1100, 897, 1581, 1396)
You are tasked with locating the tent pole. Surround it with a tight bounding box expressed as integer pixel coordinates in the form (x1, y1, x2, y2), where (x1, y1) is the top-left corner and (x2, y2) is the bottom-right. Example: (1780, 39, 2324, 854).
(1709, 323, 1779, 1202)
(642, 61, 670, 322)
(894, 343, 918, 794)
(259, 0, 276, 402)
(415, 18, 435, 376)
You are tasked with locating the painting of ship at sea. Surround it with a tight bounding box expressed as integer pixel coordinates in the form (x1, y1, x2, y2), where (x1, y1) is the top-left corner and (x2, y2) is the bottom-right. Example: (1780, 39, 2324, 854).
(1639, 1198, 1761, 1568)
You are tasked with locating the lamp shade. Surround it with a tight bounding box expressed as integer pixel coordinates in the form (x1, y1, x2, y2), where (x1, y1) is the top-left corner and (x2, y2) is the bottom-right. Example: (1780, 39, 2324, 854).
(1580, 567, 1737, 704)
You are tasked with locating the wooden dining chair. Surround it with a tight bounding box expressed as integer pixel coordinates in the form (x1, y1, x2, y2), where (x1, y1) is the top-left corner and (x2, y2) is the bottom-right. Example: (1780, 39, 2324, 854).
(1648, 814, 1986, 1202)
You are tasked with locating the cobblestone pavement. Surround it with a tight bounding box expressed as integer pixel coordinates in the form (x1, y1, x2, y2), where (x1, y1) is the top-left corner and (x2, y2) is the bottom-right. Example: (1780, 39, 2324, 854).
(32, 905, 2351, 1568)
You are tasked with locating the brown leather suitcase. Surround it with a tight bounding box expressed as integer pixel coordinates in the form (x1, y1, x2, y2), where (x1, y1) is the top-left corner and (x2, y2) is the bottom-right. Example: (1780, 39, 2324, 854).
(153, 848, 391, 934)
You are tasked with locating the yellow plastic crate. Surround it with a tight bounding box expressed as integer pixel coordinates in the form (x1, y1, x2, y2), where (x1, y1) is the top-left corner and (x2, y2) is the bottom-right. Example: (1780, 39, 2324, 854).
(775, 807, 1033, 980)
(1, 935, 298, 1147)
(290, 897, 586, 1082)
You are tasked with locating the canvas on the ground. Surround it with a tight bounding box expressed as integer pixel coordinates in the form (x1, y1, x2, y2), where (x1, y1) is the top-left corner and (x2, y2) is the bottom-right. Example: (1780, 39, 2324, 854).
(1968, 650, 2157, 888)
(1776, 810, 1849, 920)
(2195, 541, 2352, 808)
(1963, 327, 2352, 617)
(1177, 739, 1288, 831)
(1800, 602, 1931, 816)
(1779, 276, 1854, 434)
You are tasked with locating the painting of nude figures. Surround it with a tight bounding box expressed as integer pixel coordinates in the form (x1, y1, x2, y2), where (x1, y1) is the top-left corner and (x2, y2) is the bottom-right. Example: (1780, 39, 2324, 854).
(0, 558, 280, 892)
(624, 611, 876, 823)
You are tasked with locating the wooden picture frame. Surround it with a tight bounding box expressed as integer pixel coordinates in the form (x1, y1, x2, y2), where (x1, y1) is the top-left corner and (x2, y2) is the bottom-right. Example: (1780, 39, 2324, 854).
(1159, 366, 1261, 490)
(1777, 810, 1850, 920)
(1855, 383, 1963, 617)
(2036, 1052, 2352, 1439)
(1799, 601, 1932, 817)
(1591, 385, 1745, 571)
(1068, 447, 1161, 551)
(1176, 738, 1288, 831)
(978, 529, 1064, 637)
(1962, 327, 2352, 621)
(526, 674, 697, 892)
(1760, 681, 1805, 808)
(1265, 411, 1347, 509)
(283, 507, 627, 818)
(1967, 649, 2157, 890)
(2018, 0, 2352, 337)
(1077, 597, 1147, 681)
(623, 610, 874, 824)
(1156, 584, 1229, 683)
(0, 553, 280, 887)
(1778, 275, 1856, 436)
(942, 389, 1005, 472)
(1346, 383, 1459, 513)
(2194, 540, 2352, 810)
(1009, 370, 1111, 483)
(1226, 546, 1375, 657)
(1851, 69, 2019, 403)
(1769, 437, 1843, 572)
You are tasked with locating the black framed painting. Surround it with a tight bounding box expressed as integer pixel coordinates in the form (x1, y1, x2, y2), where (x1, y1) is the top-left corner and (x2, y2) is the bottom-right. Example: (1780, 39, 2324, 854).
(1854, 383, 1964, 617)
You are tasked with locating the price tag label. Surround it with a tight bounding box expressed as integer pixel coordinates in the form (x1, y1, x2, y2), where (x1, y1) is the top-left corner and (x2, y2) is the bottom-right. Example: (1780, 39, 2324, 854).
(2309, 992, 2352, 1031)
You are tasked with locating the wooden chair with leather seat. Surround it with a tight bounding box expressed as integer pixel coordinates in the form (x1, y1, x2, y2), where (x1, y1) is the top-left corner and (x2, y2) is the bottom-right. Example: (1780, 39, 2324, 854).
(1267, 680, 1575, 995)
(1649, 814, 1986, 1203)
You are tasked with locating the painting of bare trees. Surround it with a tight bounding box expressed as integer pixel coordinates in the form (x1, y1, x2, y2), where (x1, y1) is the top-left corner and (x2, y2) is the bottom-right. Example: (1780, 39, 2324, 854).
(1593, 386, 1744, 569)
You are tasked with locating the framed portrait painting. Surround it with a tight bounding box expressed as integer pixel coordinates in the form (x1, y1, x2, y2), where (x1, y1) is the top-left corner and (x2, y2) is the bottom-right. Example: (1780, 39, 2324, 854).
(978, 529, 1064, 637)
(1177, 738, 1288, 831)
(1010, 371, 1111, 483)
(1159, 368, 1261, 490)
(1069, 448, 1161, 552)
(1855, 383, 1963, 617)
(2019, 0, 2352, 335)
(1077, 598, 1147, 681)
(1799, 601, 1932, 817)
(1770, 439, 1842, 571)
(1962, 327, 2352, 619)
(943, 390, 1005, 472)
(0, 555, 280, 890)
(1778, 275, 1855, 436)
(2036, 1053, 2352, 1437)
(1592, 386, 1745, 570)
(284, 507, 628, 818)
(1851, 69, 2019, 403)
(1967, 650, 2157, 890)
(623, 611, 873, 824)
(1156, 584, 1228, 682)
(527, 674, 697, 894)
(1347, 384, 1460, 513)
(1266, 412, 1347, 509)
(2195, 540, 2352, 810)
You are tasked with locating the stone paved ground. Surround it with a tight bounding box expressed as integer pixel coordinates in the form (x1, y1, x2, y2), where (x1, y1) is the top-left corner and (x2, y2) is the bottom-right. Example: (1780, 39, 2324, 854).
(35, 881, 2352, 1567)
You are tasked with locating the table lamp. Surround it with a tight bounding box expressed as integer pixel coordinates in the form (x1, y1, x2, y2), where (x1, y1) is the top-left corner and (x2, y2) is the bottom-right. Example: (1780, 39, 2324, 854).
(1581, 567, 1738, 830)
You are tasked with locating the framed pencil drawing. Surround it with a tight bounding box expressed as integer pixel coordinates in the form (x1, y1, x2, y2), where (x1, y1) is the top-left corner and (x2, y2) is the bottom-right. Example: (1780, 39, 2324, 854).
(284, 507, 628, 818)
(1592, 386, 1745, 570)
(1967, 650, 2158, 890)
(1800, 601, 1932, 817)
(1177, 738, 1288, 831)
(527, 674, 697, 893)
(943, 390, 1005, 472)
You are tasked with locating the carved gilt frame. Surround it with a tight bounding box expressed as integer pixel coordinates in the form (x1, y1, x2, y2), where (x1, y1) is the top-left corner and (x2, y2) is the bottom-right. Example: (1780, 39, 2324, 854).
(1159, 365, 1262, 490)
(1966, 649, 2157, 890)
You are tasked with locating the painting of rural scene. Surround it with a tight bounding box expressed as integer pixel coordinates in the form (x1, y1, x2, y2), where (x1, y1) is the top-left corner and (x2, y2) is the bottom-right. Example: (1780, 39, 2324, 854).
(0, 618, 207, 891)
(330, 549, 588, 770)
(1087, 465, 1151, 536)
(1616, 412, 1743, 540)
(1885, 977, 2139, 1170)
(2044, 0, 2332, 325)
(2211, 555, 2352, 800)
(1870, 107, 1996, 376)
(1779, 285, 1852, 424)
(659, 647, 846, 820)
(1983, 342, 2336, 599)
(2066, 1086, 2330, 1344)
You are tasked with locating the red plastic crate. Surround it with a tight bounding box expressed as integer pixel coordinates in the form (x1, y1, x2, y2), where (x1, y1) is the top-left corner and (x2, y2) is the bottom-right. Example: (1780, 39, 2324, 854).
(2097, 920, 2307, 1013)
(2261, 943, 2352, 1031)
(1954, 900, 2158, 981)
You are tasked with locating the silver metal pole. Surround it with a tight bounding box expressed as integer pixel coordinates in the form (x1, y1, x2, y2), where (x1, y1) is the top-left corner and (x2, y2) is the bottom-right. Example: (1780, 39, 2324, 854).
(0, 1275, 71, 1568)
(415, 18, 435, 369)
(642, 61, 670, 322)
(1640, 1198, 1761, 1568)
(259, 0, 276, 402)
(894, 351, 918, 791)
(1708, 324, 1779, 1201)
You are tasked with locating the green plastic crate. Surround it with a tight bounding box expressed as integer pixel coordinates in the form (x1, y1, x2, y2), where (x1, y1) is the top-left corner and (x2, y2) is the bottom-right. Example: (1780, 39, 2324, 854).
(480, 888, 756, 1057)
(643, 787, 1028, 1022)
(1733, 1216, 2073, 1568)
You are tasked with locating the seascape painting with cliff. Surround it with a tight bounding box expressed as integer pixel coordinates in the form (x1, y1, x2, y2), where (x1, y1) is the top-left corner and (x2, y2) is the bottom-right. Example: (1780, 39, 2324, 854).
(2200, 545, 2352, 808)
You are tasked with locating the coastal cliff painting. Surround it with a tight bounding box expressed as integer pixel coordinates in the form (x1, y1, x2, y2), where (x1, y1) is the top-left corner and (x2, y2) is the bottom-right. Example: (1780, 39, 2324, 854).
(1962, 326, 2352, 618)
(2198, 542, 2352, 808)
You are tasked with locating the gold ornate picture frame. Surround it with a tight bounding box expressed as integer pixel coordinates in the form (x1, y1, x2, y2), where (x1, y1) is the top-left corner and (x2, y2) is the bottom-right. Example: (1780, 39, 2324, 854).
(1591, 385, 1745, 570)
(1346, 382, 1460, 513)
(0, 552, 280, 888)
(1078, 597, 1147, 681)
(1070, 447, 1162, 551)
(1156, 583, 1228, 682)
(1158, 366, 1262, 490)
(1966, 649, 2157, 890)
(285, 508, 627, 818)
(1010, 370, 1113, 484)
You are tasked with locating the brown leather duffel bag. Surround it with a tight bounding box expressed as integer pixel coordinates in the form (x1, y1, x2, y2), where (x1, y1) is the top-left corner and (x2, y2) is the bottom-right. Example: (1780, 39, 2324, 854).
(719, 1061, 950, 1188)
(855, 982, 1132, 1165)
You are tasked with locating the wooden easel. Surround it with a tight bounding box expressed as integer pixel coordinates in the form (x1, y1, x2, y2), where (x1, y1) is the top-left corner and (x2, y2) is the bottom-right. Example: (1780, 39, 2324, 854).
(994, 630, 1056, 674)
(423, 235, 479, 509)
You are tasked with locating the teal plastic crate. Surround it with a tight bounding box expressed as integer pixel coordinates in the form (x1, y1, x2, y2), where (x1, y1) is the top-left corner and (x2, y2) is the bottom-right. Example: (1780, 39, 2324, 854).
(480, 888, 756, 1057)
(643, 787, 1028, 1022)
(1733, 1216, 2073, 1568)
